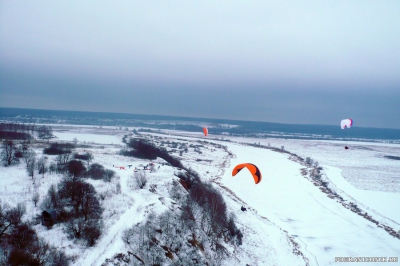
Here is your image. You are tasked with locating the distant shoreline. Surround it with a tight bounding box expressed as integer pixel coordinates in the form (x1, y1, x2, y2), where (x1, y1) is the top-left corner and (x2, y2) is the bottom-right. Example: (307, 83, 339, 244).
(1, 107, 400, 142)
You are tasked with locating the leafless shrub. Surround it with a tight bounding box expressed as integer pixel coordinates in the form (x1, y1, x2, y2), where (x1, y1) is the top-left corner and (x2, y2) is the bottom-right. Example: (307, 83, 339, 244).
(168, 180, 186, 202)
(65, 218, 86, 240)
(135, 171, 147, 189)
(37, 156, 48, 178)
(122, 227, 136, 245)
(49, 161, 57, 174)
(103, 169, 115, 182)
(99, 190, 112, 200)
(46, 246, 71, 266)
(149, 184, 157, 193)
(32, 192, 40, 207)
(22, 148, 36, 167)
(27, 158, 36, 179)
(115, 182, 122, 194)
(82, 219, 103, 247)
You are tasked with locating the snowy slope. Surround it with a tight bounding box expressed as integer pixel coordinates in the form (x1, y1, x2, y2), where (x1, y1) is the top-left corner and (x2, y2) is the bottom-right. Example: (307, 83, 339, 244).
(218, 142, 400, 265)
(2, 125, 399, 266)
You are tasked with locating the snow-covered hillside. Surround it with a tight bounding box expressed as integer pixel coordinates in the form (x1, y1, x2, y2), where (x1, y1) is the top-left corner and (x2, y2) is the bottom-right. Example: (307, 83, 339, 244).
(1, 125, 399, 265)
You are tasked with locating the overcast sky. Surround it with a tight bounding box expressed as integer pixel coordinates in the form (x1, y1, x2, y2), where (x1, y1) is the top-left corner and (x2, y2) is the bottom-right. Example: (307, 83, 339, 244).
(1, 1, 399, 128)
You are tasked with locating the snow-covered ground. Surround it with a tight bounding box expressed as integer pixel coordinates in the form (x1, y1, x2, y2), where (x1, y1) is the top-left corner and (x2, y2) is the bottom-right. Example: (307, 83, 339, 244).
(219, 142, 399, 265)
(1, 125, 399, 265)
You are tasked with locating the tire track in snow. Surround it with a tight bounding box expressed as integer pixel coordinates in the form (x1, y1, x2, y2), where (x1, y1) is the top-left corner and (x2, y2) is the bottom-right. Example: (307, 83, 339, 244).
(76, 199, 144, 266)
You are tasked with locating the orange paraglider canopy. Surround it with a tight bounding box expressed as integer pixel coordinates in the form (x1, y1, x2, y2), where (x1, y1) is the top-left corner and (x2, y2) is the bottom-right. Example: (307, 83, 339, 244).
(203, 127, 208, 136)
(232, 163, 262, 184)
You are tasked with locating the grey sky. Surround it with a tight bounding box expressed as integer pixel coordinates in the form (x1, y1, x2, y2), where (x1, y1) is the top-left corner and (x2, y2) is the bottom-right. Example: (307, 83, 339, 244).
(1, 1, 399, 128)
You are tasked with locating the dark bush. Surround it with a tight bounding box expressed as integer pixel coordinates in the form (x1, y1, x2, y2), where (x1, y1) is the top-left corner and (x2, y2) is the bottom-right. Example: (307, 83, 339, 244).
(47, 247, 71, 266)
(85, 163, 105, 180)
(124, 139, 183, 168)
(64, 218, 102, 247)
(74, 152, 93, 165)
(103, 169, 115, 182)
(43, 143, 74, 155)
(74, 153, 88, 160)
(58, 178, 102, 220)
(82, 219, 103, 246)
(65, 218, 86, 240)
(8, 239, 69, 266)
(85, 163, 115, 182)
(178, 168, 242, 245)
(67, 160, 86, 178)
(10, 223, 37, 249)
(8, 248, 31, 266)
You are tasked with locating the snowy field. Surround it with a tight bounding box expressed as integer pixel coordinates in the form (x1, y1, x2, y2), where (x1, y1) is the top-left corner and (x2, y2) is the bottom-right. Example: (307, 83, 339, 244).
(1, 125, 399, 265)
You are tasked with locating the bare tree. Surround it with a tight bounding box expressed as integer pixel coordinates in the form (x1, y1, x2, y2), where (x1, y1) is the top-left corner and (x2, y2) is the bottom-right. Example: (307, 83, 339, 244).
(37, 125, 53, 141)
(58, 179, 101, 219)
(56, 152, 71, 166)
(64, 218, 86, 240)
(47, 184, 60, 209)
(27, 158, 36, 179)
(22, 148, 36, 167)
(32, 192, 40, 207)
(10, 223, 37, 249)
(1, 140, 15, 166)
(64, 218, 102, 247)
(115, 182, 122, 194)
(103, 169, 115, 182)
(49, 161, 57, 174)
(84, 152, 93, 166)
(0, 203, 26, 238)
(46, 246, 71, 266)
(82, 219, 103, 246)
(80, 184, 102, 221)
(37, 156, 48, 178)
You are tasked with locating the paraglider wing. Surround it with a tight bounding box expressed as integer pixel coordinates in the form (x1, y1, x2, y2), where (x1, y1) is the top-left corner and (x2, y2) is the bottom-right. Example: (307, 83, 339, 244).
(341, 119, 353, 149)
(341, 119, 353, 129)
(203, 127, 208, 136)
(232, 163, 262, 184)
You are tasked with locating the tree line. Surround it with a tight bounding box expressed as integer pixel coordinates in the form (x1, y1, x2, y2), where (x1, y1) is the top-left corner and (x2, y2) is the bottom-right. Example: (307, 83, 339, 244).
(0, 122, 54, 141)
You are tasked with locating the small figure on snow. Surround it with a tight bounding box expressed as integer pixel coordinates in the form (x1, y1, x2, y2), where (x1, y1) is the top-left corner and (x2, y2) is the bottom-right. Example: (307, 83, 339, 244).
(241, 206, 247, 212)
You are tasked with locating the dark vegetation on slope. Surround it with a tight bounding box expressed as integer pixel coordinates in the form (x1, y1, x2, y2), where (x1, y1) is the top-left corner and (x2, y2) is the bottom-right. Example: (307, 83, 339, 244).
(120, 169, 243, 265)
(177, 169, 243, 244)
(119, 138, 243, 265)
(121, 138, 183, 168)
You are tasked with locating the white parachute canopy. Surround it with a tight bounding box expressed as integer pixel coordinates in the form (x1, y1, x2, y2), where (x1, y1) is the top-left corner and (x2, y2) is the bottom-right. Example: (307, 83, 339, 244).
(341, 119, 353, 129)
